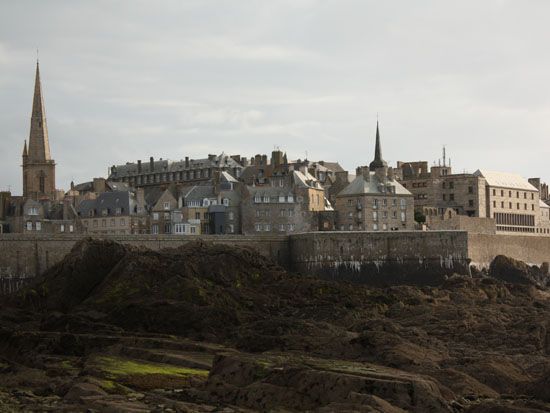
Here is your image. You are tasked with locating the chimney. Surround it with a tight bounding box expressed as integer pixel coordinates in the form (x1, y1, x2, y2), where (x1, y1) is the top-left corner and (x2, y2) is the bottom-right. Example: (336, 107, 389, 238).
(150, 157, 154, 172)
(335, 170, 348, 183)
(262, 155, 268, 165)
(93, 177, 106, 193)
(137, 160, 142, 173)
(185, 156, 189, 168)
(213, 170, 221, 195)
(361, 166, 370, 181)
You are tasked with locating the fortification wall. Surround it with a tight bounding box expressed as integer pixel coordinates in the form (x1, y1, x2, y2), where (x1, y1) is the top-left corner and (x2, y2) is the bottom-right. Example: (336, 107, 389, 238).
(468, 233, 550, 268)
(0, 234, 289, 279)
(289, 231, 470, 285)
(2, 232, 550, 290)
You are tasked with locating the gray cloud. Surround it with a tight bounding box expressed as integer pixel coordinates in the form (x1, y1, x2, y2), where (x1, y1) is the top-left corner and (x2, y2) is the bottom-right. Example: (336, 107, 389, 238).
(1, 0, 549, 194)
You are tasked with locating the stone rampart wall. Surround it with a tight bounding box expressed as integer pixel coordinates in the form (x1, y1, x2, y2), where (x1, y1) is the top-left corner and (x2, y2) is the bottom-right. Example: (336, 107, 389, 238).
(468, 233, 550, 268)
(289, 231, 470, 285)
(0, 234, 289, 278)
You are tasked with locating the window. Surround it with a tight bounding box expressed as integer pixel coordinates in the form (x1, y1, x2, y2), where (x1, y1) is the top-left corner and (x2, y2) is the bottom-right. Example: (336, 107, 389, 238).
(163, 202, 170, 210)
(263, 196, 269, 203)
(493, 189, 496, 196)
(69, 225, 74, 233)
(287, 224, 295, 232)
(493, 201, 496, 208)
(195, 212, 201, 219)
(279, 224, 285, 231)
(60, 224, 65, 232)
(348, 224, 353, 231)
(228, 224, 234, 233)
(348, 212, 353, 218)
(102, 219, 106, 227)
(120, 218, 125, 226)
(223, 198, 229, 206)
(373, 199, 378, 208)
(516, 192, 520, 198)
(152, 224, 159, 234)
(115, 208, 122, 215)
(383, 199, 387, 206)
(164, 212, 170, 219)
(228, 211, 234, 220)
(373, 223, 378, 231)
(383, 211, 388, 219)
(501, 201, 504, 208)
(265, 224, 271, 231)
(174, 223, 185, 234)
(400, 199, 407, 209)
(449, 182, 454, 189)
(153, 213, 159, 221)
(348, 199, 352, 206)
(382, 223, 388, 231)
(190, 226, 196, 234)
(393, 211, 397, 219)
(110, 218, 115, 226)
(373, 211, 378, 221)
(36, 221, 41, 231)
(164, 223, 171, 233)
(501, 190, 504, 197)
(287, 195, 294, 203)
(450, 194, 455, 201)
(28, 207, 38, 216)
(524, 193, 527, 199)
(93, 220, 98, 228)
(255, 223, 262, 231)
(509, 202, 512, 209)
(468, 186, 473, 194)
(288, 209, 294, 217)
(26, 221, 32, 231)
(442, 194, 446, 201)
(254, 195, 261, 203)
(469, 200, 474, 207)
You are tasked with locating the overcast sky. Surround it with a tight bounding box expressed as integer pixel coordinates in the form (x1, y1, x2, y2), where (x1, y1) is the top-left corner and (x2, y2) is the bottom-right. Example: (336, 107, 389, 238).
(1, 0, 550, 195)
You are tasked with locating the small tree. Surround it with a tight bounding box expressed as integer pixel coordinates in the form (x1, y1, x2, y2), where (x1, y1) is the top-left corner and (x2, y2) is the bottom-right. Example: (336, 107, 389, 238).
(414, 211, 426, 224)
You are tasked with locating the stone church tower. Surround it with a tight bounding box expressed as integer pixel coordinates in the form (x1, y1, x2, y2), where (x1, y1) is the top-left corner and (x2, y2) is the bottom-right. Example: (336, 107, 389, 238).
(22, 61, 56, 200)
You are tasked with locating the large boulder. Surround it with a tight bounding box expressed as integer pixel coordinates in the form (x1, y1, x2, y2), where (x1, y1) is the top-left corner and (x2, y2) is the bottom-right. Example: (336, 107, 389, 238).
(489, 255, 549, 288)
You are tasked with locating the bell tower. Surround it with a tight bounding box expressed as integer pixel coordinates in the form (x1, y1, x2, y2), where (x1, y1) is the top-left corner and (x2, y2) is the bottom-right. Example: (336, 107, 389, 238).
(22, 60, 56, 200)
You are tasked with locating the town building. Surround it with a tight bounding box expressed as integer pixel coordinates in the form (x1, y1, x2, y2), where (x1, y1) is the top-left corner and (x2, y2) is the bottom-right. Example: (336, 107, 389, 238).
(474, 169, 542, 235)
(334, 123, 414, 231)
(107, 153, 245, 189)
(77, 191, 145, 235)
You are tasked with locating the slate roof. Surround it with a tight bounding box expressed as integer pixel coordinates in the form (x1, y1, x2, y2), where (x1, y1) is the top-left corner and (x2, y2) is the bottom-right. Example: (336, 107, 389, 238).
(338, 172, 411, 196)
(108, 153, 242, 179)
(77, 191, 135, 217)
(474, 170, 538, 191)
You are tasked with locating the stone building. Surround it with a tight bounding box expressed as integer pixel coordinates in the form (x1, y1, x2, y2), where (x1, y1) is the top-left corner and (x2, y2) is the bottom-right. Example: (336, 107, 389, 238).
(241, 169, 328, 235)
(107, 153, 244, 189)
(474, 169, 542, 235)
(22, 62, 57, 201)
(77, 191, 145, 235)
(396, 158, 486, 218)
(335, 123, 414, 231)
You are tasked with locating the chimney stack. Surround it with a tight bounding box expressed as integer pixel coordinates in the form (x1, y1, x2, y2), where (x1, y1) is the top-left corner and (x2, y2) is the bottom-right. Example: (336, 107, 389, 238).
(137, 160, 142, 173)
(150, 157, 154, 172)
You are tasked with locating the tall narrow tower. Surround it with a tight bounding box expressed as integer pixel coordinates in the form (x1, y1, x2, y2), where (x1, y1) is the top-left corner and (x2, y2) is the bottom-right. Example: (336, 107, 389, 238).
(369, 121, 388, 170)
(22, 61, 56, 200)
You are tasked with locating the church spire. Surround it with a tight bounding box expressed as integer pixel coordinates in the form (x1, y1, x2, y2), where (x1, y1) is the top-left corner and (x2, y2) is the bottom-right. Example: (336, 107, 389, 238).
(369, 121, 387, 170)
(22, 139, 28, 158)
(27, 60, 51, 162)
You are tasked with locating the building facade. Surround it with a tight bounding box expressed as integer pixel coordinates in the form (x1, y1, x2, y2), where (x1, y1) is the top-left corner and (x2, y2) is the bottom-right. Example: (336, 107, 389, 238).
(335, 123, 414, 232)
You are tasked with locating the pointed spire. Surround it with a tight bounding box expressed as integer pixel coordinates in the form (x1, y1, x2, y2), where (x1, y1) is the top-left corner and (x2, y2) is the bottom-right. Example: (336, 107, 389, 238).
(22, 139, 28, 157)
(369, 121, 387, 170)
(27, 60, 52, 162)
